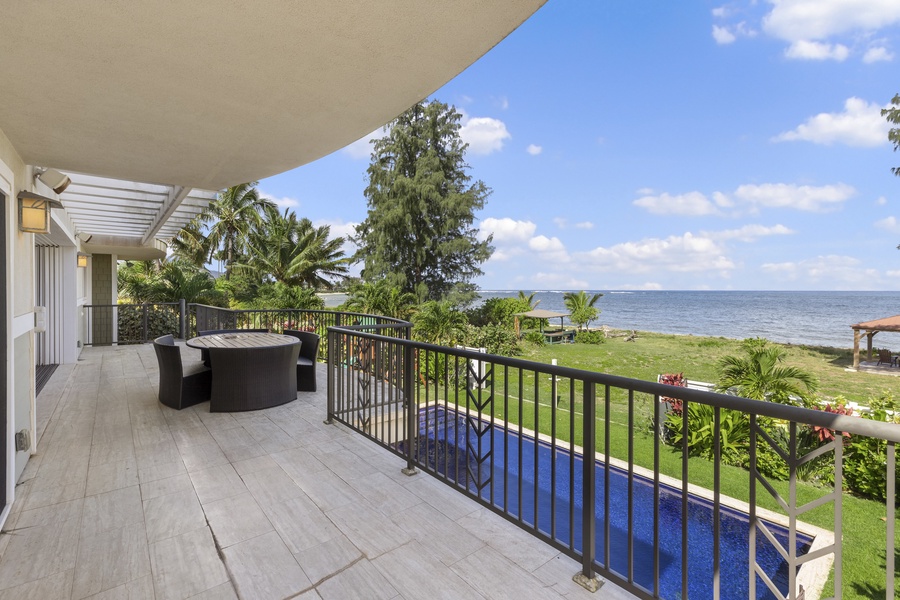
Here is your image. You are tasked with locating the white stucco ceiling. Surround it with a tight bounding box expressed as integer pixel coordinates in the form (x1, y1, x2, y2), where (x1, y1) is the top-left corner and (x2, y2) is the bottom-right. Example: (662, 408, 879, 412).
(1, 1, 545, 191)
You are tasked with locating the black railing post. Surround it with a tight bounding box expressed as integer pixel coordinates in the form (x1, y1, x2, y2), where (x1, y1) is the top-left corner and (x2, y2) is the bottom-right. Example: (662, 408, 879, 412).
(179, 299, 186, 339)
(141, 303, 149, 343)
(574, 381, 602, 591)
(402, 342, 417, 476)
(325, 328, 335, 425)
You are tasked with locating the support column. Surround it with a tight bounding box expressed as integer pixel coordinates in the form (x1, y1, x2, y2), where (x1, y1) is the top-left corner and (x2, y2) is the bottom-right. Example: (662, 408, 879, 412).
(852, 330, 860, 369)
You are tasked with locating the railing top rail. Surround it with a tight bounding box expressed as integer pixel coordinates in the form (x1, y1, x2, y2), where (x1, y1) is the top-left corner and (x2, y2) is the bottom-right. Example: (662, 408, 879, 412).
(84, 302, 181, 308)
(186, 303, 410, 326)
(328, 324, 900, 443)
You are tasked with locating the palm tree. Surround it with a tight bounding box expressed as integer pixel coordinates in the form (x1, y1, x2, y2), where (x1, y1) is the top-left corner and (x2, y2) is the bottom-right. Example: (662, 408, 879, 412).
(517, 290, 540, 310)
(716, 338, 817, 404)
(169, 217, 212, 268)
(286, 218, 350, 289)
(154, 260, 221, 304)
(241, 206, 349, 289)
(412, 300, 468, 345)
(118, 260, 162, 303)
(563, 290, 603, 330)
(200, 183, 274, 280)
(345, 279, 417, 320)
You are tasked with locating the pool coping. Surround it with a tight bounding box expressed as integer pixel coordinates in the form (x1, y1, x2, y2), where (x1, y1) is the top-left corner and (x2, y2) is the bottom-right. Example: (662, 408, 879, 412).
(432, 404, 834, 600)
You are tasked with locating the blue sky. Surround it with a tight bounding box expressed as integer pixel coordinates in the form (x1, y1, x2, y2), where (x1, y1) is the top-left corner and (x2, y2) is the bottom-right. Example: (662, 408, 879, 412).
(259, 1, 900, 292)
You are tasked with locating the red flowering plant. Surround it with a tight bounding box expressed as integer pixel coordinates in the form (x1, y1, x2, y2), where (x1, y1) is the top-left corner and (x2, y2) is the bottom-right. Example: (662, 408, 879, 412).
(812, 402, 853, 443)
(659, 373, 687, 416)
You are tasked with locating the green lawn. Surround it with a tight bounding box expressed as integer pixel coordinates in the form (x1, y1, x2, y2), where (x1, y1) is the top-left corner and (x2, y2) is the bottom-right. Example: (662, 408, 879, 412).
(415, 331, 900, 598)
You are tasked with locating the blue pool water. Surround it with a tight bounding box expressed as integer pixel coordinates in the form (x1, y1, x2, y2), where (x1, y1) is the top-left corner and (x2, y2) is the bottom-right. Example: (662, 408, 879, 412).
(399, 407, 812, 600)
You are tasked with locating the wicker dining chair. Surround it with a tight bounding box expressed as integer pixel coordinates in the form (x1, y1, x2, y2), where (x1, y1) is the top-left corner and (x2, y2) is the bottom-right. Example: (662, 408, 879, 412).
(153, 334, 211, 410)
(283, 330, 320, 392)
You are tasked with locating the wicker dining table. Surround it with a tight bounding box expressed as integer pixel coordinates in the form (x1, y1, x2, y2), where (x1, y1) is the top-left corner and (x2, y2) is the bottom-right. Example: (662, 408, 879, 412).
(185, 332, 301, 412)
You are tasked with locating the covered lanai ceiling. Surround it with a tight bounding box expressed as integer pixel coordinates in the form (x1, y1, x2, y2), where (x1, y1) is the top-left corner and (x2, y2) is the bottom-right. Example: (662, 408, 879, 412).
(1, 1, 545, 191)
(58, 172, 217, 255)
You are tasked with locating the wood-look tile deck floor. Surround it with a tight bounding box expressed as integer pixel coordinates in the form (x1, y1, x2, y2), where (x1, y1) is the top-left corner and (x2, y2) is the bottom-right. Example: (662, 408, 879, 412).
(0, 344, 635, 600)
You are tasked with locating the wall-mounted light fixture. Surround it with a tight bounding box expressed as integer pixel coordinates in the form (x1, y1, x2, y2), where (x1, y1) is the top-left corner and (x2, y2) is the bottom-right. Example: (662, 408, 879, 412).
(34, 168, 71, 194)
(77, 253, 89, 268)
(17, 191, 64, 234)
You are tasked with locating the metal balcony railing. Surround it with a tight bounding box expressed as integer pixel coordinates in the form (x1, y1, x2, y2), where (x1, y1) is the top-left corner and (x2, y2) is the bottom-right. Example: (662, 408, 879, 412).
(326, 322, 900, 600)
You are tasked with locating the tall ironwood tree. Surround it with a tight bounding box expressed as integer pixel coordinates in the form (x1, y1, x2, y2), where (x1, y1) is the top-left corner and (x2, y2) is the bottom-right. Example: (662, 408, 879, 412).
(353, 101, 493, 302)
(884, 93, 900, 177)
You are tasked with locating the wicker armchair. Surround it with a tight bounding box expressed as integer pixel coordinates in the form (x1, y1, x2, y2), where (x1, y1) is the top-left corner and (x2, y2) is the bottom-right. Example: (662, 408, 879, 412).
(153, 334, 211, 410)
(283, 330, 320, 392)
(197, 328, 268, 366)
(207, 342, 300, 412)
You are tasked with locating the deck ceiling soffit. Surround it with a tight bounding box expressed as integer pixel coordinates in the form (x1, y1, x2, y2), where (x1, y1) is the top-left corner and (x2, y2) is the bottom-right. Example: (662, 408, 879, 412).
(56, 172, 216, 244)
(0, 2, 545, 190)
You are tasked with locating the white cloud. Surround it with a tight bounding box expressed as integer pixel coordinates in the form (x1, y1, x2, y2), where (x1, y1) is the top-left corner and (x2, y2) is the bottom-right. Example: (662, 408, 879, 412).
(784, 40, 849, 61)
(633, 191, 725, 216)
(863, 46, 894, 63)
(528, 235, 567, 254)
(459, 116, 511, 155)
(710, 224, 795, 241)
(763, 0, 900, 42)
(553, 217, 567, 229)
(479, 217, 536, 243)
(526, 144, 543, 156)
(712, 25, 737, 44)
(877, 196, 889, 205)
(712, 6, 728, 18)
(494, 96, 510, 110)
(576, 233, 734, 274)
(259, 191, 300, 210)
(341, 128, 383, 159)
(531, 272, 589, 289)
(773, 97, 889, 147)
(316, 219, 358, 242)
(875, 216, 900, 233)
(734, 183, 855, 212)
(575, 221, 595, 230)
(761, 255, 877, 286)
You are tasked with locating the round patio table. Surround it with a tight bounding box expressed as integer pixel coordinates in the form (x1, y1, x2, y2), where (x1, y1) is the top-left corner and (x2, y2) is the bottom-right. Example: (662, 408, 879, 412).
(186, 332, 301, 412)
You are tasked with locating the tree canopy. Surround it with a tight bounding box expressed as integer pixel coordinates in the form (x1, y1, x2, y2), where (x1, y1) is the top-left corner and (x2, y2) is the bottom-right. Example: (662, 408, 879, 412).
(353, 100, 493, 302)
(884, 93, 900, 178)
(564, 290, 603, 330)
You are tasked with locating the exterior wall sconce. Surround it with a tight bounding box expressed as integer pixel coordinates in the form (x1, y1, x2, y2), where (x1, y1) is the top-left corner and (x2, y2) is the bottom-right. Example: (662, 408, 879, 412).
(77, 253, 89, 268)
(17, 191, 64, 234)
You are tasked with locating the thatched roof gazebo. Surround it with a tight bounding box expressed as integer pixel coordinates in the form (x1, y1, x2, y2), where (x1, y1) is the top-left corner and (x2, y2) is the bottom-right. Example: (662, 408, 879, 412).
(851, 314, 900, 368)
(514, 309, 569, 333)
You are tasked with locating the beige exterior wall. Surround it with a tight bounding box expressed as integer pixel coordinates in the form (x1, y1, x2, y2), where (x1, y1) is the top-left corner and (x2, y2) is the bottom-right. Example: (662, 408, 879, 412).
(0, 125, 37, 497)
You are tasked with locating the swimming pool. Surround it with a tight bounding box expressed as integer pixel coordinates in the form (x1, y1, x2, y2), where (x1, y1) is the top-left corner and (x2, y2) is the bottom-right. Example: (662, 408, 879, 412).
(398, 406, 813, 600)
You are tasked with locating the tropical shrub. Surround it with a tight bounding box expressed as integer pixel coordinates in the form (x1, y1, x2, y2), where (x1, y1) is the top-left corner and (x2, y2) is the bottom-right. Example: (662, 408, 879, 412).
(665, 402, 751, 465)
(463, 324, 521, 356)
(843, 393, 900, 502)
(117, 305, 179, 342)
(467, 297, 529, 328)
(575, 330, 604, 345)
(246, 282, 324, 310)
(523, 331, 545, 346)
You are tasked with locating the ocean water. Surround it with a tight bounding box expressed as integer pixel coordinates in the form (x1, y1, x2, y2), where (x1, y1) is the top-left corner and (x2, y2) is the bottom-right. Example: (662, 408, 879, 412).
(476, 290, 900, 350)
(321, 290, 900, 349)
